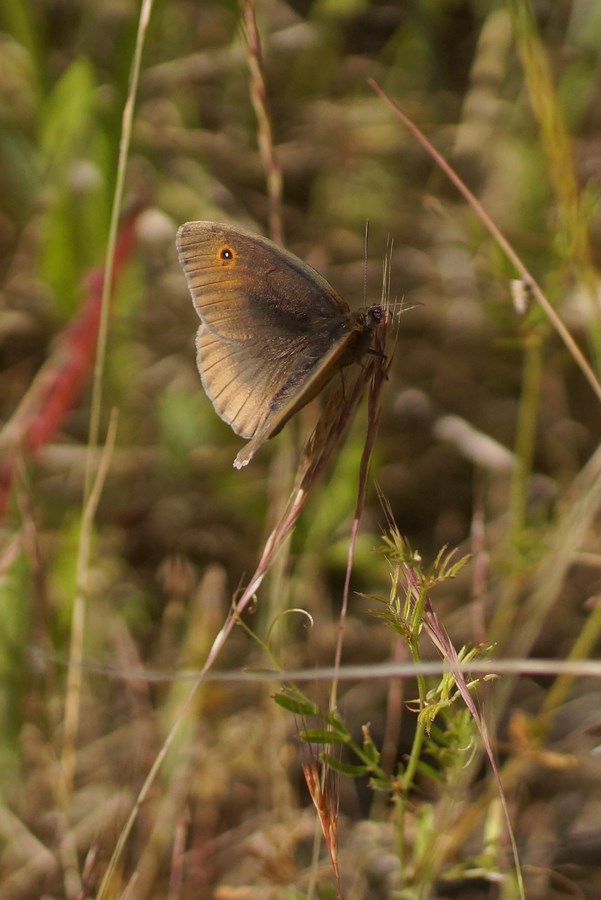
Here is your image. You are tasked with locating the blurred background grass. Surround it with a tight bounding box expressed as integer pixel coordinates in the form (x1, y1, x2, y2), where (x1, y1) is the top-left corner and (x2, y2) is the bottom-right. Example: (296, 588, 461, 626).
(2, 0, 601, 897)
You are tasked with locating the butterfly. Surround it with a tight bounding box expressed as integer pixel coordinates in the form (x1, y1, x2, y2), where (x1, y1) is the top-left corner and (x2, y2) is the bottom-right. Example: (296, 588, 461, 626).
(177, 221, 385, 468)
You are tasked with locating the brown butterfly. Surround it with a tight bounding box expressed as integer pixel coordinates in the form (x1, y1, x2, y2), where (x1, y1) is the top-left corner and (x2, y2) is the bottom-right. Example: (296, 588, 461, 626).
(176, 221, 385, 468)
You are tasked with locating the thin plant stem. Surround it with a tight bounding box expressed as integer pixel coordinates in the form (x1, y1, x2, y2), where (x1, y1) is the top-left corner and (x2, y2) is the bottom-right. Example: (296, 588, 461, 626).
(329, 246, 393, 712)
(378, 538, 525, 898)
(490, 333, 543, 645)
(368, 78, 601, 407)
(98, 497, 301, 895)
(85, 0, 153, 495)
(99, 12, 387, 880)
(508, 0, 601, 363)
(98, 313, 390, 894)
(243, 6, 296, 820)
(61, 409, 119, 798)
(329, 513, 361, 712)
(539, 596, 601, 725)
(61, 0, 154, 808)
(487, 440, 601, 738)
(392, 577, 428, 872)
(243, 0, 284, 246)
(508, 335, 543, 535)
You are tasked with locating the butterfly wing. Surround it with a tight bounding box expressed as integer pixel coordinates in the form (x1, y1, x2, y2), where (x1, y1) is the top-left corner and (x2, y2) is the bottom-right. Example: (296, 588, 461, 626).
(196, 325, 318, 441)
(177, 221, 350, 341)
(177, 221, 358, 465)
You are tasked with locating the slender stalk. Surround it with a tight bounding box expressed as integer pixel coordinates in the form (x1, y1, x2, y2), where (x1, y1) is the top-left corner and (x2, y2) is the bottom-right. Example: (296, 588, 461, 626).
(62, 410, 119, 797)
(539, 595, 601, 724)
(61, 0, 154, 812)
(97, 365, 385, 895)
(508, 0, 601, 363)
(243, 0, 284, 246)
(490, 334, 543, 646)
(368, 78, 601, 407)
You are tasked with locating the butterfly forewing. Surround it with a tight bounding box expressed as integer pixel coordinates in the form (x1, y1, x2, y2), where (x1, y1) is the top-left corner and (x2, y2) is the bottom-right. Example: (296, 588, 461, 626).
(176, 221, 350, 342)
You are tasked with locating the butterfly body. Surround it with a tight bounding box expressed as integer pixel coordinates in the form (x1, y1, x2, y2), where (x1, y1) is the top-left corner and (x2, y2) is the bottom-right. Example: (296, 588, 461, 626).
(176, 221, 384, 468)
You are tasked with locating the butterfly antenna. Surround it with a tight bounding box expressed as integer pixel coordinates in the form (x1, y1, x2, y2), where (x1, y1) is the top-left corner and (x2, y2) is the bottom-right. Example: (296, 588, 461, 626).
(382, 234, 393, 311)
(382, 235, 403, 348)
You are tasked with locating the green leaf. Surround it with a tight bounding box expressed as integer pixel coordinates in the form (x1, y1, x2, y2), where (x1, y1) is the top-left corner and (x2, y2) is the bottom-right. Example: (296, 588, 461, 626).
(274, 688, 319, 717)
(416, 760, 443, 783)
(36, 59, 111, 311)
(321, 755, 371, 777)
(300, 729, 349, 744)
(40, 58, 96, 167)
(370, 776, 394, 792)
(361, 724, 381, 765)
(327, 712, 350, 735)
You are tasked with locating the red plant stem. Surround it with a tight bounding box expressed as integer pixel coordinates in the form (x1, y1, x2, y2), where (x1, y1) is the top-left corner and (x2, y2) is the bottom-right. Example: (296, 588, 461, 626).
(0, 208, 139, 517)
